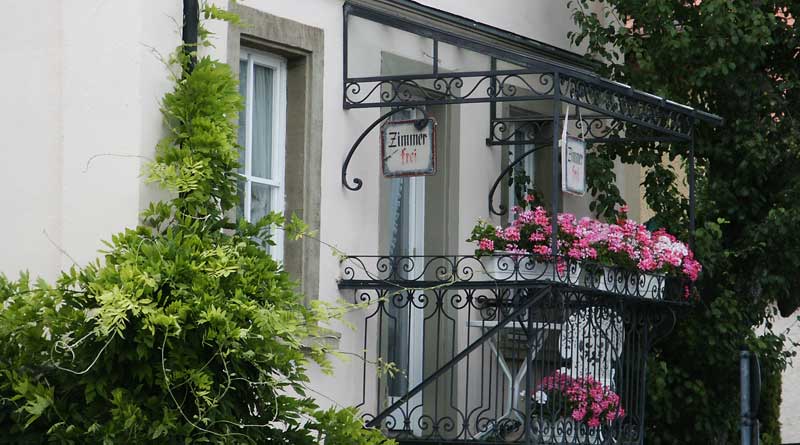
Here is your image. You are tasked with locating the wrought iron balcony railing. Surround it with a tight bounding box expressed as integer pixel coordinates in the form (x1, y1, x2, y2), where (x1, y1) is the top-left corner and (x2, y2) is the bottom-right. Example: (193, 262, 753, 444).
(338, 255, 682, 445)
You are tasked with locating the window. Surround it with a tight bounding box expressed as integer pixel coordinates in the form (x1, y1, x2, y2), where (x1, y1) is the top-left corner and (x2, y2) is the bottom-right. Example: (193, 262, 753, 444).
(229, 4, 324, 302)
(505, 107, 546, 217)
(508, 129, 536, 211)
(237, 49, 287, 260)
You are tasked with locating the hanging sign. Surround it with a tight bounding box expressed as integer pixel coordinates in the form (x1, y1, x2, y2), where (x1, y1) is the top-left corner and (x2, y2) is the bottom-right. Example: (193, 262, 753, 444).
(381, 118, 437, 177)
(560, 105, 586, 196)
(563, 136, 587, 195)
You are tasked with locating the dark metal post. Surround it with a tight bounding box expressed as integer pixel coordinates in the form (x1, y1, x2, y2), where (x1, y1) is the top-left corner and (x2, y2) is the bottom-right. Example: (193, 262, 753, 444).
(639, 311, 652, 445)
(182, 0, 199, 71)
(741, 350, 753, 445)
(486, 58, 497, 146)
(525, 303, 534, 445)
(550, 73, 561, 267)
(342, 3, 350, 109)
(433, 39, 439, 75)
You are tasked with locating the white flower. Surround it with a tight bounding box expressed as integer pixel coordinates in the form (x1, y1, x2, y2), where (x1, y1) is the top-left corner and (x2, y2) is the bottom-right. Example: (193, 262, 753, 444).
(532, 390, 549, 404)
(42, 326, 52, 341)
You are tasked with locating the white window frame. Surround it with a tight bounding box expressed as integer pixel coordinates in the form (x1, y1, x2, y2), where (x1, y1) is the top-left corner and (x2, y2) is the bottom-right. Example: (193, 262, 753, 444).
(239, 49, 287, 261)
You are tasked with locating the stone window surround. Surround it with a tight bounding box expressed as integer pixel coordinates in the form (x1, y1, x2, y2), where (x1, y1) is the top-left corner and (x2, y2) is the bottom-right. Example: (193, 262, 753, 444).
(227, 2, 324, 303)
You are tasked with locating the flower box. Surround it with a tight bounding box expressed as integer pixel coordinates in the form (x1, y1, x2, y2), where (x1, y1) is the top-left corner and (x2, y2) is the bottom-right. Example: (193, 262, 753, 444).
(468, 200, 700, 299)
(476, 253, 582, 284)
(627, 271, 666, 300)
(583, 265, 665, 300)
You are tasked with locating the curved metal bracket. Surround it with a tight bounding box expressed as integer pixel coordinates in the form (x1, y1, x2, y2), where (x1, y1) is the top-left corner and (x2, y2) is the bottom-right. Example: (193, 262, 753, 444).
(647, 307, 678, 347)
(488, 145, 546, 216)
(342, 106, 431, 191)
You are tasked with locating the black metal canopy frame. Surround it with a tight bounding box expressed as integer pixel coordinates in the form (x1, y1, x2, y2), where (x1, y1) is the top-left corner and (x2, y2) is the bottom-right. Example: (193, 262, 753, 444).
(340, 0, 723, 243)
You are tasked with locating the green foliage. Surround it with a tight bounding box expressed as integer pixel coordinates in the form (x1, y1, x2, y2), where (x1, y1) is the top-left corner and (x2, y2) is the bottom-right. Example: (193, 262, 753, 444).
(147, 54, 242, 223)
(0, 6, 392, 445)
(567, 0, 799, 442)
(760, 353, 783, 445)
(314, 407, 391, 445)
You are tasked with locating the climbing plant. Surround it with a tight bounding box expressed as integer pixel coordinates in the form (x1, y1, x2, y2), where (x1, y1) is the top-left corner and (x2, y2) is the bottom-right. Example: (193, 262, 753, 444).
(567, 1, 799, 443)
(0, 5, 391, 445)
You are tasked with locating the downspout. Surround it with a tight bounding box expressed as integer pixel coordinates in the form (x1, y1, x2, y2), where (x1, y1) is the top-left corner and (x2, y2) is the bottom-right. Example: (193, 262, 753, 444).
(182, 0, 199, 72)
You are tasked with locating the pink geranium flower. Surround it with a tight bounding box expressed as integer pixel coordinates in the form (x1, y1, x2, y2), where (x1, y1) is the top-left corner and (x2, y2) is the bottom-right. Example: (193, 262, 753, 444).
(469, 203, 701, 298)
(534, 371, 625, 427)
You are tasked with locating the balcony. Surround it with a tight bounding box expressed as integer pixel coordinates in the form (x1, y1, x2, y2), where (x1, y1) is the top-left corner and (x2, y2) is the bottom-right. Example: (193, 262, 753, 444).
(339, 255, 684, 445)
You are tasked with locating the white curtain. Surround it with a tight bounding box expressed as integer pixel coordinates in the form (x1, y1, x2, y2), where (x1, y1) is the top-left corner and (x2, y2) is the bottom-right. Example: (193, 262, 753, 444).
(237, 60, 276, 224)
(252, 64, 274, 179)
(386, 109, 417, 257)
(387, 179, 404, 256)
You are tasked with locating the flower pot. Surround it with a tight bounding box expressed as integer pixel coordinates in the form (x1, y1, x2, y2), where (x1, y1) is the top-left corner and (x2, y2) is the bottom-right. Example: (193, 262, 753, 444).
(583, 265, 665, 299)
(475, 253, 517, 281)
(476, 253, 581, 284)
(627, 272, 665, 300)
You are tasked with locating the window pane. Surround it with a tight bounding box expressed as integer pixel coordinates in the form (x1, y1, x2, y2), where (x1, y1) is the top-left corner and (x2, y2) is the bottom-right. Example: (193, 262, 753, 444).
(251, 64, 274, 179)
(509, 121, 536, 209)
(250, 182, 273, 223)
(238, 60, 247, 174)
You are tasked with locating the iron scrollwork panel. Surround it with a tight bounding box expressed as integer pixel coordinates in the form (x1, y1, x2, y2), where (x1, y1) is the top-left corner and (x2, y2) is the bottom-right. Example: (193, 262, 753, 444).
(340, 255, 689, 302)
(559, 74, 693, 139)
(486, 118, 549, 146)
(341, 256, 682, 444)
(344, 71, 556, 108)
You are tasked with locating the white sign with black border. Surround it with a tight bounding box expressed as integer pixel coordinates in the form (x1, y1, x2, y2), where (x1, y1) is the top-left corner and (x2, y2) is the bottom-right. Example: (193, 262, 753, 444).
(562, 136, 587, 195)
(381, 118, 437, 177)
(559, 105, 587, 196)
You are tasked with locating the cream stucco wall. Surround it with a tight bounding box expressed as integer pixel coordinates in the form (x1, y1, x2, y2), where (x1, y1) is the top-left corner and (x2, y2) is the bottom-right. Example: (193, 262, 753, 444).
(0, 0, 180, 281)
(767, 314, 800, 441)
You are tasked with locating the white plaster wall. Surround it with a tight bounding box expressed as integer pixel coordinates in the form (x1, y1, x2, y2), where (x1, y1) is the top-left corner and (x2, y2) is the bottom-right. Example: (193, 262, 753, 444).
(769, 313, 800, 441)
(0, 2, 63, 279)
(0, 0, 181, 281)
(416, 0, 579, 51)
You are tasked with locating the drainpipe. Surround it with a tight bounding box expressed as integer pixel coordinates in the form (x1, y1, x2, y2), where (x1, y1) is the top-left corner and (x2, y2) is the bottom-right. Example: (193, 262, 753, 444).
(182, 0, 199, 72)
(741, 349, 762, 445)
(741, 350, 752, 445)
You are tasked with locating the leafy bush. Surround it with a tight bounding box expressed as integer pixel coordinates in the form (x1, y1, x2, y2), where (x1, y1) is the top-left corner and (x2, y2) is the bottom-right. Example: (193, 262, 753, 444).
(0, 7, 392, 445)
